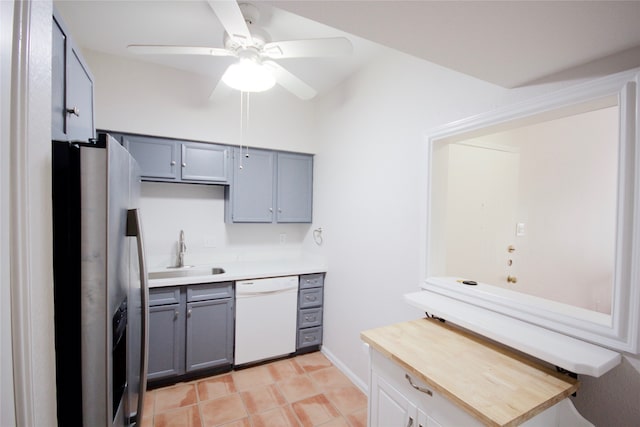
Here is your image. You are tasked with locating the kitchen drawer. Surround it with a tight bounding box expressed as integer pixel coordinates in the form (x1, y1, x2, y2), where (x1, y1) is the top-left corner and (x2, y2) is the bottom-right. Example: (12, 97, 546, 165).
(299, 273, 324, 289)
(298, 326, 322, 348)
(187, 282, 233, 302)
(298, 307, 323, 328)
(149, 287, 180, 306)
(299, 287, 323, 309)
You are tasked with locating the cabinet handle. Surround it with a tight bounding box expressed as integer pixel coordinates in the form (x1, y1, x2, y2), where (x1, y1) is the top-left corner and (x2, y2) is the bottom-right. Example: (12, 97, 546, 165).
(405, 374, 433, 396)
(182, 162, 187, 167)
(305, 295, 317, 301)
(187, 308, 192, 317)
(406, 417, 414, 427)
(269, 208, 273, 212)
(66, 106, 80, 116)
(174, 310, 179, 320)
(305, 336, 314, 342)
(170, 160, 176, 166)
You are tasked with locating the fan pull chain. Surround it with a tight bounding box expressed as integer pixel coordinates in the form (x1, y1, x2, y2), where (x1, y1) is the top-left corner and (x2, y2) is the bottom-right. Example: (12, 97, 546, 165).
(239, 91, 245, 169)
(244, 93, 250, 159)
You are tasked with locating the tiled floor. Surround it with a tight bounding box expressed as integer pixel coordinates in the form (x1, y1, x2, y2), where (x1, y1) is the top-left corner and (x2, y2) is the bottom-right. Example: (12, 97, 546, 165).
(140, 352, 368, 427)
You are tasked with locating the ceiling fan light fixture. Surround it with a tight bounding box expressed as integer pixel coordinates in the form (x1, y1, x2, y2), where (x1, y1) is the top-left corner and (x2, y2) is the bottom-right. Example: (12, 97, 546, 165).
(221, 58, 276, 92)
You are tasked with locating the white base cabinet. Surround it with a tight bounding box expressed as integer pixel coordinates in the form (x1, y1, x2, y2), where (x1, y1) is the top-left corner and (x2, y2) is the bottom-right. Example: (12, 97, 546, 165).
(368, 348, 592, 427)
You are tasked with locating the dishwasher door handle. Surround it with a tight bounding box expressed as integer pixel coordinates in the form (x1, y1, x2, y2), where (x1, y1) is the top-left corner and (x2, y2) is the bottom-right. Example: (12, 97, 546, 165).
(236, 288, 297, 298)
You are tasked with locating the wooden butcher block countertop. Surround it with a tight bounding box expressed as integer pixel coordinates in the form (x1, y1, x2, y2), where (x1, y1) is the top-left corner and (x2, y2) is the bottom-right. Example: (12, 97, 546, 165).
(361, 318, 580, 427)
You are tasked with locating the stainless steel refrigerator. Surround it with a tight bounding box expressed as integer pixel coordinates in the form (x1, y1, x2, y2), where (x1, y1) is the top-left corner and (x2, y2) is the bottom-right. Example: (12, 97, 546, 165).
(52, 133, 149, 426)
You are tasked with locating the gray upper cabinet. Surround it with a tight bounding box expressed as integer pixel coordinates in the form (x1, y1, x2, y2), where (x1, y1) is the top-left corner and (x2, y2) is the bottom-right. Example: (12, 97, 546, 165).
(228, 148, 313, 223)
(124, 134, 179, 180)
(52, 9, 95, 142)
(121, 133, 229, 184)
(277, 152, 313, 223)
(229, 148, 275, 222)
(181, 142, 228, 182)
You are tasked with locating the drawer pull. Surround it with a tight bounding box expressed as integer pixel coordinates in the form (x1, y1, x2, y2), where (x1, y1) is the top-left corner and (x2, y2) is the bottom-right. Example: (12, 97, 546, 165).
(305, 336, 314, 342)
(405, 374, 433, 396)
(406, 417, 414, 427)
(305, 315, 315, 321)
(305, 295, 317, 301)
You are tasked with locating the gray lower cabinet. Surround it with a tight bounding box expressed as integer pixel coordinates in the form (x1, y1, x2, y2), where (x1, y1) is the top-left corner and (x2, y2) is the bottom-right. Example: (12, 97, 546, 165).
(119, 133, 229, 184)
(227, 148, 313, 223)
(297, 273, 325, 352)
(148, 282, 234, 384)
(52, 8, 95, 142)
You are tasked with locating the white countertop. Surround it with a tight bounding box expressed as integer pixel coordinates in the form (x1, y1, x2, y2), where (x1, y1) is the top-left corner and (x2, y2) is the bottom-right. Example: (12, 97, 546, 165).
(148, 258, 327, 288)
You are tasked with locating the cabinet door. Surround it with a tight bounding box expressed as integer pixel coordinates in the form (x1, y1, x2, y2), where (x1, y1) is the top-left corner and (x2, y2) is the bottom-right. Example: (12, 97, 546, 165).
(185, 298, 234, 372)
(65, 42, 94, 142)
(181, 142, 229, 183)
(51, 10, 94, 142)
(124, 135, 178, 180)
(148, 304, 184, 380)
(276, 152, 313, 223)
(230, 148, 275, 222)
(370, 373, 417, 427)
(51, 14, 66, 141)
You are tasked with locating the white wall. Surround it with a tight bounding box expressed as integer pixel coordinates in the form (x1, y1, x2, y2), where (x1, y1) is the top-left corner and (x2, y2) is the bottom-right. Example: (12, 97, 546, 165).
(308, 47, 557, 385)
(310, 48, 640, 425)
(83, 50, 319, 267)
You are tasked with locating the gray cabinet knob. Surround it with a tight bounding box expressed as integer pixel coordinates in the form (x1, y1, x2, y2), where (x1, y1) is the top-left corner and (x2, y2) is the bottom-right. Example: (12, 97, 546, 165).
(187, 308, 192, 317)
(66, 106, 80, 116)
(170, 160, 176, 166)
(174, 310, 179, 320)
(269, 208, 273, 212)
(181, 162, 187, 167)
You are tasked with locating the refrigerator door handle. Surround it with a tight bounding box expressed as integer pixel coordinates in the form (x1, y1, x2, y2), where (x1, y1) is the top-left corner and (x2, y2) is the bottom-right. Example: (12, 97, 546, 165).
(126, 208, 149, 425)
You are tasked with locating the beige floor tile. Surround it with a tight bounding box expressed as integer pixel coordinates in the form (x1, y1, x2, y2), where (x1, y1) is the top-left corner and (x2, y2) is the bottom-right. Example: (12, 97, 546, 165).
(149, 352, 370, 427)
(277, 374, 320, 403)
(251, 405, 301, 427)
(155, 383, 198, 414)
(323, 385, 368, 416)
(232, 365, 275, 391)
(309, 367, 354, 390)
(197, 373, 237, 402)
(318, 417, 351, 427)
(200, 393, 248, 426)
(240, 383, 287, 414)
(219, 418, 251, 427)
(154, 405, 202, 427)
(296, 352, 333, 373)
(346, 407, 367, 427)
(291, 394, 341, 427)
(267, 358, 305, 382)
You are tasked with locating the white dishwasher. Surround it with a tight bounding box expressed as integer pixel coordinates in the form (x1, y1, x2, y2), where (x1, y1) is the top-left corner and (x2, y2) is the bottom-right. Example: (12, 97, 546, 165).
(235, 276, 299, 365)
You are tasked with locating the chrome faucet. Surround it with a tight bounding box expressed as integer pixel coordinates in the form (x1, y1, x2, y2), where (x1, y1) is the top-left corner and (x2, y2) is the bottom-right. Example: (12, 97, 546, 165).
(177, 230, 187, 268)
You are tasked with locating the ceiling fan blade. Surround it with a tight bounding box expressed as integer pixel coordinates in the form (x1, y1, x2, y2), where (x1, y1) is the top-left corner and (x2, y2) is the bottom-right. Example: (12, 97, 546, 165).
(127, 45, 235, 57)
(263, 60, 317, 100)
(207, 0, 252, 45)
(263, 37, 353, 59)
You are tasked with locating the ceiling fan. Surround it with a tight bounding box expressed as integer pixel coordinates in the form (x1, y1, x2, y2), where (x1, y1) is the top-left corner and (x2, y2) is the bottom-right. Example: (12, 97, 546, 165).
(127, 1, 353, 100)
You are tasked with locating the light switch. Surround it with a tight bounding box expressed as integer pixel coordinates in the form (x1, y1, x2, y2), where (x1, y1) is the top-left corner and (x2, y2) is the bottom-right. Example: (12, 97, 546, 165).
(516, 222, 526, 236)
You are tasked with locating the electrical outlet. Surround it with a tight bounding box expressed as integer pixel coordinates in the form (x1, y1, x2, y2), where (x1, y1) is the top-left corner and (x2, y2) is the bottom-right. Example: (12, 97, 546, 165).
(204, 236, 217, 248)
(279, 233, 287, 245)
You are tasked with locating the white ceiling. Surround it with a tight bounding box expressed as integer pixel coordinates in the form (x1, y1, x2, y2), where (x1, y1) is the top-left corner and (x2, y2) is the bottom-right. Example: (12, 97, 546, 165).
(55, 0, 640, 98)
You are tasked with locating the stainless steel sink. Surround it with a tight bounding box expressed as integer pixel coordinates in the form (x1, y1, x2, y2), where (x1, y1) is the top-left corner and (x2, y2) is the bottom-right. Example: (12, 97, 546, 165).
(148, 267, 226, 280)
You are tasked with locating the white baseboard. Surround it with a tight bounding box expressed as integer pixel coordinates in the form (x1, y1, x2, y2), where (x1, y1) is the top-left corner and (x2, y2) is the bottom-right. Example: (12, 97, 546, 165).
(320, 345, 369, 394)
